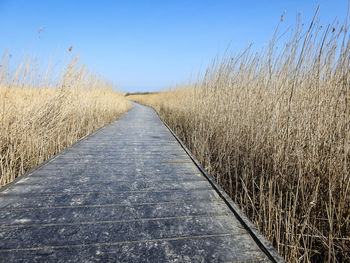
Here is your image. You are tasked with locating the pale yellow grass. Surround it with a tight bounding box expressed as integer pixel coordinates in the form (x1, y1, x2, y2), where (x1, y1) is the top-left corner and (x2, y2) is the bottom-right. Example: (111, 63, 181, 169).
(0, 56, 131, 187)
(129, 12, 350, 263)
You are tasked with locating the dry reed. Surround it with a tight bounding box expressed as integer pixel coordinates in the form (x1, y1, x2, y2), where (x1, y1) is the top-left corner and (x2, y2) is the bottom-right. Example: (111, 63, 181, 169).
(0, 53, 131, 186)
(129, 10, 350, 263)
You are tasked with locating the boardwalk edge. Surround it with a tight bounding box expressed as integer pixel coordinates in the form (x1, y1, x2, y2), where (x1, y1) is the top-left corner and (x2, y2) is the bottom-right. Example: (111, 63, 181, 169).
(0, 110, 130, 194)
(152, 107, 285, 263)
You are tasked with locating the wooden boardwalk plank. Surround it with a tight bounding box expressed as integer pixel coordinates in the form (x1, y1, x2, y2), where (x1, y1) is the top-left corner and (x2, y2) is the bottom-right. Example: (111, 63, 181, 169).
(0, 103, 284, 262)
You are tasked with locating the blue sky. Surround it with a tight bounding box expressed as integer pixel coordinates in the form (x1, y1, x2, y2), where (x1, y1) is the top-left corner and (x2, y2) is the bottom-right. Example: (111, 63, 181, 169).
(0, 0, 348, 92)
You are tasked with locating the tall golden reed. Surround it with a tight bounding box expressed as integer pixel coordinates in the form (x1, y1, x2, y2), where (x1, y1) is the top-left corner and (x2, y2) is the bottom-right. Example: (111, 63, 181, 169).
(129, 10, 350, 263)
(0, 53, 130, 186)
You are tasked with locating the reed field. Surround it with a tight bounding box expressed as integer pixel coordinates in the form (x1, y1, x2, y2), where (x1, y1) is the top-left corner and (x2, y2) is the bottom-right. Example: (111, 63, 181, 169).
(129, 11, 350, 263)
(0, 54, 131, 187)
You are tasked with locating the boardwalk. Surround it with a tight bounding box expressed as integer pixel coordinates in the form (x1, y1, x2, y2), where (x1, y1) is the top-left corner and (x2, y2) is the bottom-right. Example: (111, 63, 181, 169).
(0, 103, 283, 262)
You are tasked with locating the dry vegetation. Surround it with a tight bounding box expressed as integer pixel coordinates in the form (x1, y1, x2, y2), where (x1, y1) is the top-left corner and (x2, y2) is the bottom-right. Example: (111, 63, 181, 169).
(129, 11, 350, 263)
(0, 53, 130, 187)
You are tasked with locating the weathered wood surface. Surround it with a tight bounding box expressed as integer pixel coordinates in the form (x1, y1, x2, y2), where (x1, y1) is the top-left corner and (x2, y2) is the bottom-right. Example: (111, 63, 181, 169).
(0, 103, 283, 262)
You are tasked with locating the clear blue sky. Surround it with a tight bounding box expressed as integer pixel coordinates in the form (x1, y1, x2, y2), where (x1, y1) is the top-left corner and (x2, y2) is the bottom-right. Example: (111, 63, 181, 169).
(0, 0, 347, 92)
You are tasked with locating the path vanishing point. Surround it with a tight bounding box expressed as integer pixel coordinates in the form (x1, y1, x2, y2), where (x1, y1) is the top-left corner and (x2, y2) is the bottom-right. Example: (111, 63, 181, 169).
(0, 102, 284, 262)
